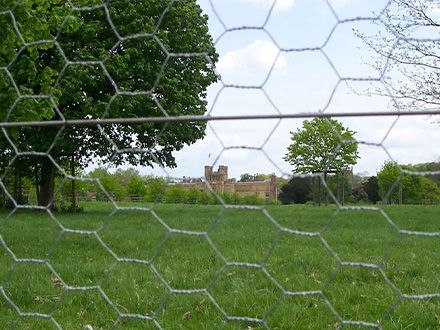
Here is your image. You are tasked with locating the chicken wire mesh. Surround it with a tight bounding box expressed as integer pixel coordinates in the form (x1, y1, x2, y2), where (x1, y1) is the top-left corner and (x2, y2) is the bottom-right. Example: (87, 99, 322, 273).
(0, 0, 439, 329)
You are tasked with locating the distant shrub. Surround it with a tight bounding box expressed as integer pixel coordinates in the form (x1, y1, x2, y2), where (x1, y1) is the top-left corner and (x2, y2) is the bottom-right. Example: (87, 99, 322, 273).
(126, 176, 147, 198)
(197, 191, 217, 205)
(278, 177, 313, 204)
(144, 177, 167, 203)
(144, 184, 279, 206)
(267, 199, 281, 205)
(218, 192, 244, 205)
(185, 187, 201, 204)
(243, 194, 265, 206)
(164, 184, 187, 204)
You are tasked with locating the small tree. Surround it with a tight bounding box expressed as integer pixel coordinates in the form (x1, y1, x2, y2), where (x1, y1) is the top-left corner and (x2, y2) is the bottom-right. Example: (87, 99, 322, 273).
(278, 177, 312, 204)
(185, 188, 201, 204)
(164, 184, 186, 204)
(239, 173, 254, 182)
(418, 177, 440, 204)
(284, 118, 359, 205)
(126, 176, 147, 199)
(239, 173, 273, 182)
(413, 162, 440, 185)
(144, 176, 167, 203)
(88, 168, 125, 201)
(352, 185, 368, 203)
(363, 176, 380, 204)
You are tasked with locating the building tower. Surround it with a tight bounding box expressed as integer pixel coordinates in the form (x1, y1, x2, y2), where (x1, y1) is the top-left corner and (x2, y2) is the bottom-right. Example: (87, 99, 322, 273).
(204, 166, 213, 181)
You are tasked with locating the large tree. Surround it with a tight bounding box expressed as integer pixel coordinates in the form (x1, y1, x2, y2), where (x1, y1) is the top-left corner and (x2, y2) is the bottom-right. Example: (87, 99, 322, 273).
(0, 0, 218, 207)
(284, 118, 359, 204)
(358, 0, 440, 110)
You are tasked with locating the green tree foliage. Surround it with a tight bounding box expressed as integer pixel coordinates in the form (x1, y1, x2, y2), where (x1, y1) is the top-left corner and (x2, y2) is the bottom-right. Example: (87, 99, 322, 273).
(144, 176, 167, 203)
(218, 192, 243, 205)
(239, 173, 254, 182)
(55, 176, 88, 200)
(239, 173, 273, 182)
(377, 162, 401, 203)
(114, 168, 142, 188)
(352, 185, 368, 203)
(196, 190, 216, 205)
(418, 177, 440, 204)
(49, 167, 280, 206)
(185, 187, 202, 204)
(363, 176, 380, 204)
(126, 176, 147, 198)
(164, 184, 187, 204)
(88, 168, 125, 200)
(278, 177, 313, 204)
(165, 186, 217, 205)
(326, 172, 353, 204)
(0, 0, 219, 206)
(377, 162, 440, 204)
(284, 118, 359, 204)
(412, 162, 440, 185)
(284, 118, 359, 175)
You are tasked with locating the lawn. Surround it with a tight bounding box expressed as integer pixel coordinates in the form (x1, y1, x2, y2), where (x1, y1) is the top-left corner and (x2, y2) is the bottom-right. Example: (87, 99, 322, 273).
(0, 202, 439, 329)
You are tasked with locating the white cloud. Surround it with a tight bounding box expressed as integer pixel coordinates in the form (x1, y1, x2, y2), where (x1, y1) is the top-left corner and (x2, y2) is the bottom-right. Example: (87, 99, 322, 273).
(217, 39, 287, 83)
(241, 0, 294, 11)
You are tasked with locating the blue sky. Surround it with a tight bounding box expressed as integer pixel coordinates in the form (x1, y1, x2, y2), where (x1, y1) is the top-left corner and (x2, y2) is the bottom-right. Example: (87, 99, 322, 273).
(128, 0, 440, 179)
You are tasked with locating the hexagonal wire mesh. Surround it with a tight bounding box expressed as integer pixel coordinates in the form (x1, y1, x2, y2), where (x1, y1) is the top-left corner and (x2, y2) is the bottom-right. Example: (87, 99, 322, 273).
(0, 0, 439, 329)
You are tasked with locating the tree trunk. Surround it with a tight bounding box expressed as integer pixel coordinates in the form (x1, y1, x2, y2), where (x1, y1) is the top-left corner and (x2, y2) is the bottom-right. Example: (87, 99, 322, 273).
(342, 172, 345, 206)
(38, 158, 56, 208)
(71, 155, 77, 210)
(336, 172, 340, 203)
(18, 168, 22, 205)
(35, 166, 40, 203)
(318, 176, 321, 206)
(324, 171, 328, 206)
(13, 168, 18, 204)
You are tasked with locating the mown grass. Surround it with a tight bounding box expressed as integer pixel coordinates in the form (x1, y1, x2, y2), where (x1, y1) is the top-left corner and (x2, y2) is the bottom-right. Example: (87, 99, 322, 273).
(0, 202, 439, 329)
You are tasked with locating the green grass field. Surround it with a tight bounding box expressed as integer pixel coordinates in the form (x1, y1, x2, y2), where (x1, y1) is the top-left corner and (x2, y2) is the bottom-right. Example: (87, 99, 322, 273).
(0, 202, 439, 329)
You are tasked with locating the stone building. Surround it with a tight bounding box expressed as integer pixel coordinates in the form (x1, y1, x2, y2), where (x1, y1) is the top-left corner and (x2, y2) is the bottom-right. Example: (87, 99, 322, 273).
(183, 165, 277, 200)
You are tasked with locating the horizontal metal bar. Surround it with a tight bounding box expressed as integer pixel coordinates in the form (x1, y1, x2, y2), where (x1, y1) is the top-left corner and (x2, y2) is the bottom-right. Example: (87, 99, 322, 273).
(1, 110, 440, 128)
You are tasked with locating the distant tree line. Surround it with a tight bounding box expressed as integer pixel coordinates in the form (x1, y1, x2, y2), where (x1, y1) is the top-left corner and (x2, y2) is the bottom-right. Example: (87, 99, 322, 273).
(0, 167, 280, 210)
(1, 161, 439, 210)
(238, 173, 274, 182)
(376, 162, 440, 205)
(278, 161, 440, 205)
(81, 168, 279, 206)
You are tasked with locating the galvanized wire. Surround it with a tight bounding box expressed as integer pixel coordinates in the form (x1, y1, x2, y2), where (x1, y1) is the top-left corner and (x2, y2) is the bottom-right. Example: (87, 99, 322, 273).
(0, 0, 439, 329)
